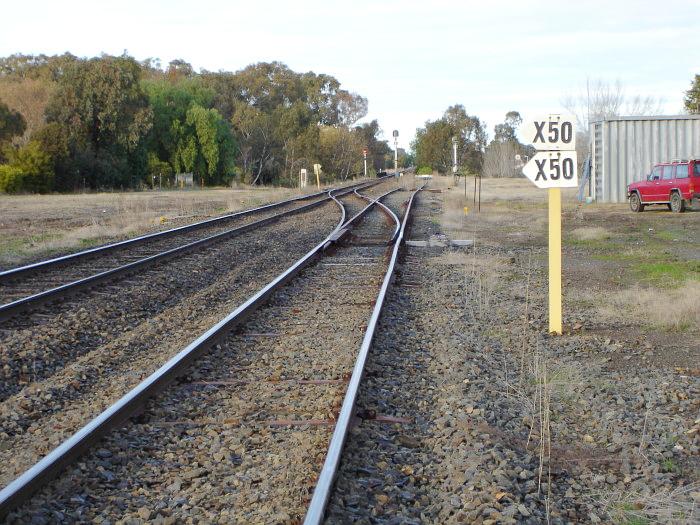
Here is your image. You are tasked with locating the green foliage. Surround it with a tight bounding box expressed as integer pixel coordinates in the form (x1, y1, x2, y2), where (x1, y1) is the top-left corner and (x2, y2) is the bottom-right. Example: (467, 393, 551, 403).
(684, 74, 700, 114)
(493, 111, 522, 143)
(401, 151, 415, 168)
(0, 101, 26, 147)
(45, 54, 153, 188)
(142, 77, 214, 170)
(318, 125, 363, 180)
(483, 111, 532, 178)
(0, 53, 78, 82)
(0, 164, 24, 192)
(412, 105, 486, 175)
(634, 260, 700, 286)
(178, 104, 236, 183)
(147, 152, 173, 184)
(355, 120, 391, 171)
(31, 122, 71, 190)
(0, 140, 54, 192)
(0, 53, 374, 189)
(225, 62, 368, 184)
(660, 458, 679, 473)
(147, 82, 239, 186)
(417, 166, 433, 175)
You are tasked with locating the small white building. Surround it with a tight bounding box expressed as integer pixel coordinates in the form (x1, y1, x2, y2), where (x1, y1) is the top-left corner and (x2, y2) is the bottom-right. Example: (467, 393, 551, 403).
(590, 115, 700, 202)
(175, 172, 194, 188)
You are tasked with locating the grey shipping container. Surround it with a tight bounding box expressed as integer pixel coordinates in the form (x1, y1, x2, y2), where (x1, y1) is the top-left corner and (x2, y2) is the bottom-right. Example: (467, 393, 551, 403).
(590, 115, 700, 203)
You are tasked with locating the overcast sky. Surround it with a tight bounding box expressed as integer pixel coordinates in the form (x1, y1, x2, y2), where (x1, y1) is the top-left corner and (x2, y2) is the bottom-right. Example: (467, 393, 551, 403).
(2, 0, 698, 148)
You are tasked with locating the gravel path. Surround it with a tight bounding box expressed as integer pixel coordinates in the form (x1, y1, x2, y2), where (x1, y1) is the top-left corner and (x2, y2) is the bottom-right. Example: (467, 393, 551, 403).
(6, 194, 403, 523)
(326, 187, 699, 524)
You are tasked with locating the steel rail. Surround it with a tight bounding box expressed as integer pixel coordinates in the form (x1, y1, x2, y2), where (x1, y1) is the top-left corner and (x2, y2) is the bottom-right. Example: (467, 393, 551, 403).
(0, 190, 329, 282)
(352, 188, 401, 243)
(0, 177, 388, 282)
(304, 184, 424, 525)
(340, 188, 398, 230)
(0, 181, 383, 322)
(0, 186, 396, 519)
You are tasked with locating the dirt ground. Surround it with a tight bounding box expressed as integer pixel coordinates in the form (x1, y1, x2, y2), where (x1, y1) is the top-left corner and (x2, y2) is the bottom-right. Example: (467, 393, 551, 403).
(0, 184, 337, 270)
(434, 174, 700, 340)
(325, 177, 697, 523)
(428, 174, 699, 522)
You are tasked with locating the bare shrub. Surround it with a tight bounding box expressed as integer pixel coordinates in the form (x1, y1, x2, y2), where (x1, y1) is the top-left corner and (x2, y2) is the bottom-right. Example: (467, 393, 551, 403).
(482, 141, 521, 178)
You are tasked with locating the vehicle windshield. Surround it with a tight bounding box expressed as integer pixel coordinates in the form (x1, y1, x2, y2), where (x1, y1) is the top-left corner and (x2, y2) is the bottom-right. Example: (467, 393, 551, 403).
(648, 166, 662, 180)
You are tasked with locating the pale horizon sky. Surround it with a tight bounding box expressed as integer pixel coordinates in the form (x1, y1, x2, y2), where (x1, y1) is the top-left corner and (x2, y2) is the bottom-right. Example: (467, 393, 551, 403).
(2, 0, 698, 149)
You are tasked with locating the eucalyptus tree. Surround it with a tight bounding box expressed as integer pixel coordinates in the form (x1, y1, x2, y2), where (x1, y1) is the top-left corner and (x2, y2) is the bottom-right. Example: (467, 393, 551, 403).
(685, 74, 700, 114)
(45, 54, 153, 188)
(413, 105, 487, 174)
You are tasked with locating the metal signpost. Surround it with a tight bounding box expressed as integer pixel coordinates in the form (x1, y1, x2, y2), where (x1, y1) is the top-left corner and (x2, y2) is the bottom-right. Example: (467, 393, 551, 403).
(522, 114, 578, 335)
(452, 136, 458, 175)
(363, 149, 368, 178)
(393, 130, 399, 177)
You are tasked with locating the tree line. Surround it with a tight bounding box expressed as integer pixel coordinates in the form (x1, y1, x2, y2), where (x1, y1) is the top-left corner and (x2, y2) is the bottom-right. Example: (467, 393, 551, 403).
(411, 105, 531, 178)
(0, 53, 394, 193)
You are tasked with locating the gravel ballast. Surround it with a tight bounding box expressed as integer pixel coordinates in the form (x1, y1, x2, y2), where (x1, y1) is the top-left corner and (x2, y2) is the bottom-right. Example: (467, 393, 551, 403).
(326, 187, 698, 524)
(4, 187, 409, 523)
(4, 180, 695, 523)
(0, 201, 346, 490)
(0, 193, 331, 306)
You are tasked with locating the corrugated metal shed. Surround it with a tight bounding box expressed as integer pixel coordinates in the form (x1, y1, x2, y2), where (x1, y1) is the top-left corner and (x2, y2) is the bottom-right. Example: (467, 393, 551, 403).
(590, 115, 700, 203)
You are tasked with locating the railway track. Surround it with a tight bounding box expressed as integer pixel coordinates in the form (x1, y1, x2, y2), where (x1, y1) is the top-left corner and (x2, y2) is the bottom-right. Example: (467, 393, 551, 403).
(0, 199, 341, 417)
(0, 180, 391, 403)
(0, 182, 399, 463)
(0, 181, 422, 523)
(0, 179, 388, 322)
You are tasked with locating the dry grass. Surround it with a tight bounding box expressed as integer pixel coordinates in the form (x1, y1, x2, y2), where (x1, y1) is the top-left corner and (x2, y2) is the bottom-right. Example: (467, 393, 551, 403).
(599, 282, 700, 331)
(433, 250, 508, 271)
(427, 173, 577, 203)
(570, 226, 611, 241)
(598, 482, 699, 524)
(434, 176, 699, 335)
(433, 174, 576, 240)
(436, 177, 699, 522)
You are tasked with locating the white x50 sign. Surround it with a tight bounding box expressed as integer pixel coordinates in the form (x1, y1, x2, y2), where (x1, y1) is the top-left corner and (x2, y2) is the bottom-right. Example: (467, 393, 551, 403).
(522, 151, 578, 189)
(522, 114, 576, 151)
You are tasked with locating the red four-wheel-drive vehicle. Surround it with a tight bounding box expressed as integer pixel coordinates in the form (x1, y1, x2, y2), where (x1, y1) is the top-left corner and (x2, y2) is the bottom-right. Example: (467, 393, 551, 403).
(628, 159, 700, 212)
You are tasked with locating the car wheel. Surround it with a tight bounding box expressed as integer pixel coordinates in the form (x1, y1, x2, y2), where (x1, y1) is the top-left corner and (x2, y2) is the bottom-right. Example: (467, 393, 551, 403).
(629, 192, 644, 212)
(670, 192, 686, 213)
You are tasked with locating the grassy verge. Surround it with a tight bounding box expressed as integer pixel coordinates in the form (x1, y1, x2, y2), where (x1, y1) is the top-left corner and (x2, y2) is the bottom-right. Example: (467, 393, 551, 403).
(433, 176, 700, 334)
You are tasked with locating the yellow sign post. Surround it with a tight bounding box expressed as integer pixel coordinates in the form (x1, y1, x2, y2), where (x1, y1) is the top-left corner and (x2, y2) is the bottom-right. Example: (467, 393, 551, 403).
(522, 114, 578, 335)
(548, 188, 562, 334)
(313, 163, 322, 189)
